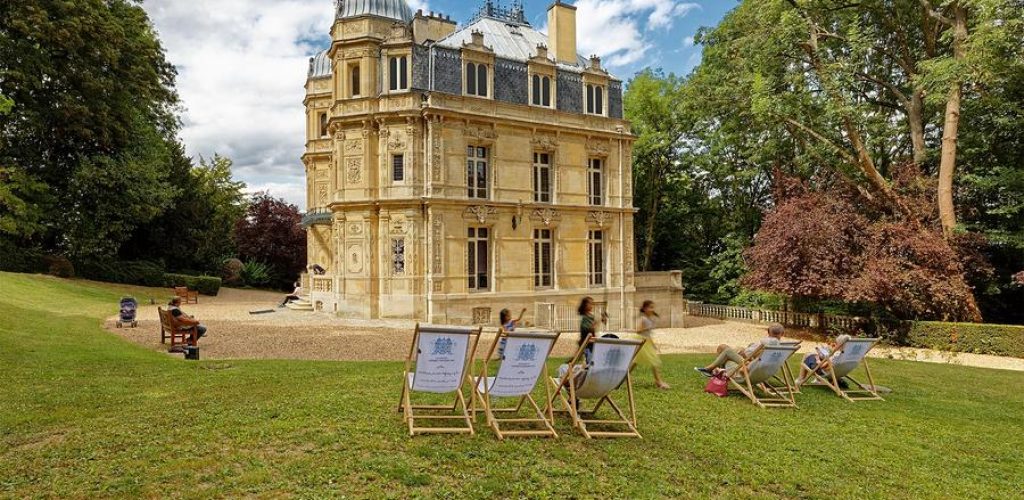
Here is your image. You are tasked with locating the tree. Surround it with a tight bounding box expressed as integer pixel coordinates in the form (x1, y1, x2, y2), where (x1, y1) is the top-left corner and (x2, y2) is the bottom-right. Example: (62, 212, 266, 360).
(0, 0, 179, 254)
(234, 193, 306, 288)
(120, 150, 247, 272)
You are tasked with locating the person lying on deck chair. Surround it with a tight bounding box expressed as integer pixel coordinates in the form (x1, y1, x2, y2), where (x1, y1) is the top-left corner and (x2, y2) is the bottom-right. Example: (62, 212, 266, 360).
(797, 334, 851, 388)
(169, 297, 207, 341)
(694, 323, 786, 377)
(279, 281, 303, 307)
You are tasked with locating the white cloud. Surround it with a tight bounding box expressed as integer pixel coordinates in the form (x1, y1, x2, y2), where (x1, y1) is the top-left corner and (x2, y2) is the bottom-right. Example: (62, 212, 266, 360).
(682, 35, 695, 47)
(143, 0, 340, 210)
(568, 0, 701, 68)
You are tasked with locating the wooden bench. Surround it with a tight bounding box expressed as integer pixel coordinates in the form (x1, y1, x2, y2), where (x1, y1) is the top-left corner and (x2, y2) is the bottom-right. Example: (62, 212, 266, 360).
(158, 307, 198, 351)
(174, 287, 199, 304)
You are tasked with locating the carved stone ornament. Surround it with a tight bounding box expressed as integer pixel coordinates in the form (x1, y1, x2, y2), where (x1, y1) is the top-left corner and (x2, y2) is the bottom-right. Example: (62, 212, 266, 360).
(390, 215, 407, 235)
(348, 223, 363, 236)
(472, 307, 492, 325)
(465, 125, 497, 141)
(588, 211, 610, 227)
(346, 158, 362, 183)
(317, 184, 329, 204)
(586, 139, 611, 156)
(387, 132, 407, 151)
(431, 218, 443, 274)
(344, 139, 363, 154)
(532, 208, 560, 227)
(465, 205, 498, 224)
(430, 125, 443, 182)
(531, 134, 557, 151)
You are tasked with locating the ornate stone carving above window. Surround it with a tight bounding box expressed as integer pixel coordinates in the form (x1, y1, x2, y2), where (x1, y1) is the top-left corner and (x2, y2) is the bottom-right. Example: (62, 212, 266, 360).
(472, 307, 492, 325)
(531, 208, 560, 227)
(465, 125, 497, 141)
(464, 205, 498, 224)
(387, 132, 407, 151)
(531, 134, 557, 151)
(588, 211, 610, 228)
(344, 139, 363, 154)
(586, 139, 611, 157)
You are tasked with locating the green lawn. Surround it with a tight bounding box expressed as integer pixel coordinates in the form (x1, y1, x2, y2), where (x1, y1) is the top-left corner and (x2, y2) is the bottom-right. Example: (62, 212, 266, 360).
(2, 273, 1023, 498)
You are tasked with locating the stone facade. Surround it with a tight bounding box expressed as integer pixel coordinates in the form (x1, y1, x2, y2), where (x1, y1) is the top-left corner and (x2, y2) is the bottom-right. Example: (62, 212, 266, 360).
(301, 3, 674, 328)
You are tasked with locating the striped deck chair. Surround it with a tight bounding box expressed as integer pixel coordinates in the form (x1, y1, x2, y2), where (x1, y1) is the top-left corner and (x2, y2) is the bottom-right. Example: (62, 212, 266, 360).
(471, 330, 561, 440)
(399, 324, 482, 436)
(727, 343, 801, 409)
(545, 335, 645, 439)
(798, 337, 884, 402)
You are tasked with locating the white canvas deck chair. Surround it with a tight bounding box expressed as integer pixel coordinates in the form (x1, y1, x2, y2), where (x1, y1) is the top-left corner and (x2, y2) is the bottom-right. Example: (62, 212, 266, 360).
(399, 324, 482, 436)
(545, 335, 645, 439)
(798, 337, 884, 402)
(471, 330, 561, 440)
(727, 343, 801, 409)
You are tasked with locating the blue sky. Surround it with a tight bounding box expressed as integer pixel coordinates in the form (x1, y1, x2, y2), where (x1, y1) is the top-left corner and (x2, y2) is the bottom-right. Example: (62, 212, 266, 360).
(143, 0, 735, 208)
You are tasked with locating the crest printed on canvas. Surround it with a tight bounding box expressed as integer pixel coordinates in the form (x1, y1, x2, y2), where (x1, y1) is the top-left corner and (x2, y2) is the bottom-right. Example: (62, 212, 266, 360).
(516, 343, 537, 362)
(431, 337, 454, 356)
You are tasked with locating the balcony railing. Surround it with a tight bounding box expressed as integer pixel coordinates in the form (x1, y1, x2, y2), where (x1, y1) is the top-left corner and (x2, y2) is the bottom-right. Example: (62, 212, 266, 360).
(301, 208, 332, 227)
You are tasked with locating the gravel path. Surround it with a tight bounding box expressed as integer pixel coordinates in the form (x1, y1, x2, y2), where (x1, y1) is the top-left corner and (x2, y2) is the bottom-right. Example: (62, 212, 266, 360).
(106, 289, 1024, 371)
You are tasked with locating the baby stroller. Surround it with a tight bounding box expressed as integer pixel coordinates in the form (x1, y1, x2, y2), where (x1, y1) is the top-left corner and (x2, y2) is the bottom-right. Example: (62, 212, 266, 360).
(117, 297, 139, 328)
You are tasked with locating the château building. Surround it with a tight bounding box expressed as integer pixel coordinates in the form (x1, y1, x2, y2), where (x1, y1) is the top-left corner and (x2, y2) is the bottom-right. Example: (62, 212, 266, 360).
(301, 0, 682, 327)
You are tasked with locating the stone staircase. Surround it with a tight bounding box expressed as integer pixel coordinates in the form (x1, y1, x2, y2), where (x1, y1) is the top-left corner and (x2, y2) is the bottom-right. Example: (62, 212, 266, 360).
(286, 295, 314, 311)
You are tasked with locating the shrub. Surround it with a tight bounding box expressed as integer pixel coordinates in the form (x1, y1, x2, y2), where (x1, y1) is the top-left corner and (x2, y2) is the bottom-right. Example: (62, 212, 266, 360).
(239, 260, 272, 287)
(76, 260, 166, 287)
(903, 322, 1024, 358)
(0, 240, 48, 273)
(164, 273, 222, 296)
(45, 256, 75, 278)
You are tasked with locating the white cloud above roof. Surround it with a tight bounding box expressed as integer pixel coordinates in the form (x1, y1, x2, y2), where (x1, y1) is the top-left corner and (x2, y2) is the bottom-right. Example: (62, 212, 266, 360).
(561, 0, 701, 68)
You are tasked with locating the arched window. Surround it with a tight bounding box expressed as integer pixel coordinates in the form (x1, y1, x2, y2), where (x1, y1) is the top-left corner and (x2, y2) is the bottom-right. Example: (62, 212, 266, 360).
(351, 65, 361, 97)
(532, 75, 553, 107)
(586, 84, 606, 115)
(466, 62, 477, 95)
(389, 56, 408, 92)
(477, 63, 488, 96)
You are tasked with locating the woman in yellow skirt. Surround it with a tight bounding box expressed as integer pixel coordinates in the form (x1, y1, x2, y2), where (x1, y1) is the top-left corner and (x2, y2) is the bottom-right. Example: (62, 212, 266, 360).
(637, 300, 670, 389)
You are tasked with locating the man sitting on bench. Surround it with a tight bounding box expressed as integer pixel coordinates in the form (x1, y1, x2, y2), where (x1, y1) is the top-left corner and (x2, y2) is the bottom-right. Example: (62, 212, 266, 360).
(169, 297, 207, 342)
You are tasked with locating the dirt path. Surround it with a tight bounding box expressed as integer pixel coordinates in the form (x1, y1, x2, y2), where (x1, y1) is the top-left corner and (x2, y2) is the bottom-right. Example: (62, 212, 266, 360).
(106, 290, 1024, 371)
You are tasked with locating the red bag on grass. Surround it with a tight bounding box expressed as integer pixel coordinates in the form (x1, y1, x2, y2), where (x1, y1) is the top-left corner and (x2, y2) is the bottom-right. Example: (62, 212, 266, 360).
(704, 372, 729, 397)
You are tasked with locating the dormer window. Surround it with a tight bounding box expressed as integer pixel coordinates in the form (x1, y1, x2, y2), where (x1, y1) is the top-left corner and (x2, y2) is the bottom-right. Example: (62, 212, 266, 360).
(586, 84, 605, 115)
(531, 75, 552, 107)
(389, 56, 409, 91)
(466, 62, 489, 97)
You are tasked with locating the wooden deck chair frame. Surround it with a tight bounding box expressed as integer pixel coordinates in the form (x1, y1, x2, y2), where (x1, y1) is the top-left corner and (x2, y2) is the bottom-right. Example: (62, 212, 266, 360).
(398, 324, 482, 436)
(726, 343, 801, 409)
(775, 340, 803, 394)
(470, 329, 561, 440)
(798, 338, 884, 402)
(545, 335, 645, 439)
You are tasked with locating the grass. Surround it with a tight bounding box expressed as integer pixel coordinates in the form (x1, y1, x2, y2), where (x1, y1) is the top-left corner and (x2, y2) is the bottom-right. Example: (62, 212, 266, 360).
(1, 272, 1023, 498)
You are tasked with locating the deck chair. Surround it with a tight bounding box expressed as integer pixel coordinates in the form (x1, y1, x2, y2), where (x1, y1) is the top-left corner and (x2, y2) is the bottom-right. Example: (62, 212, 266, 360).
(727, 343, 801, 409)
(174, 287, 198, 304)
(399, 324, 482, 436)
(545, 335, 645, 439)
(798, 337, 884, 402)
(471, 330, 560, 440)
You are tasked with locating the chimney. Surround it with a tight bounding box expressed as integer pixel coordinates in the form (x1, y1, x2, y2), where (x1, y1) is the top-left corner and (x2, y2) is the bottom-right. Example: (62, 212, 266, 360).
(547, 1, 577, 65)
(471, 30, 485, 46)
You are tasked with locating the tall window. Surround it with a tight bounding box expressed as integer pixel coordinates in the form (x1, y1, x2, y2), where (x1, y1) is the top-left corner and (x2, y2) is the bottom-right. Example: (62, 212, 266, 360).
(588, 230, 605, 287)
(532, 74, 552, 107)
(468, 227, 490, 291)
(586, 84, 605, 115)
(389, 56, 408, 91)
(533, 152, 552, 203)
(392, 238, 406, 275)
(533, 229, 553, 288)
(466, 62, 489, 97)
(350, 65, 361, 97)
(318, 113, 328, 138)
(392, 154, 405, 182)
(466, 146, 488, 199)
(588, 158, 603, 205)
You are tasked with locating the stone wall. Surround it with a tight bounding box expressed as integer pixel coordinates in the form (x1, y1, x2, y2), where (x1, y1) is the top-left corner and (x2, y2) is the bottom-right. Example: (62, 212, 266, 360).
(634, 271, 685, 327)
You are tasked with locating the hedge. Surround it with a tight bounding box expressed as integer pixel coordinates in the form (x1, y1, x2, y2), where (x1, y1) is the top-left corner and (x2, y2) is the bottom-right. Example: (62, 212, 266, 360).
(164, 273, 222, 296)
(904, 321, 1024, 358)
(76, 260, 166, 287)
(0, 241, 48, 274)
